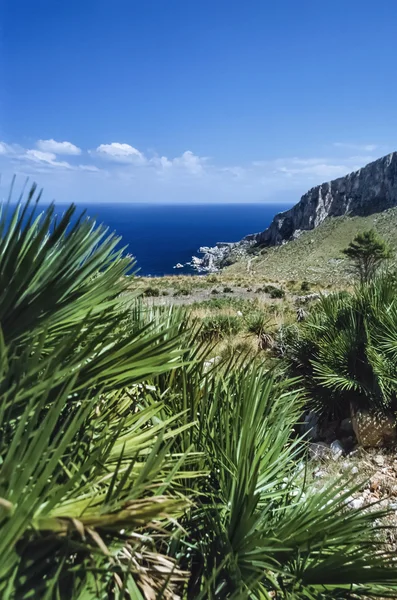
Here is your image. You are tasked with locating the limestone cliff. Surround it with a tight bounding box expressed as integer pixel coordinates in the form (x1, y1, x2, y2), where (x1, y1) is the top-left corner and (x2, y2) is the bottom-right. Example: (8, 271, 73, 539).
(254, 152, 397, 246)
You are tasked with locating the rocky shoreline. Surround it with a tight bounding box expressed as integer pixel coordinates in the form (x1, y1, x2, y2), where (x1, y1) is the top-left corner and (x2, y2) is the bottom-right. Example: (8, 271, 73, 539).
(179, 239, 255, 273)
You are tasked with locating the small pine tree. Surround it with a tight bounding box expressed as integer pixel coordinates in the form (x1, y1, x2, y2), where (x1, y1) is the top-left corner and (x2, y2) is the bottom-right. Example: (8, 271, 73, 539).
(343, 229, 392, 284)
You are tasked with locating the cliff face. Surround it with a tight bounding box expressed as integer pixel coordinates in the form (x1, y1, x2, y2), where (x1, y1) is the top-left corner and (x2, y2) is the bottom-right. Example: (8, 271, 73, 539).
(254, 152, 397, 246)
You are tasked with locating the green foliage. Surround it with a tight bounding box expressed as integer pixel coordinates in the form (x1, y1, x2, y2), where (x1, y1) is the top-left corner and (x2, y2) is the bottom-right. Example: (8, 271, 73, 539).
(264, 284, 285, 298)
(245, 310, 269, 336)
(199, 314, 243, 340)
(222, 286, 233, 293)
(211, 288, 220, 294)
(342, 229, 392, 284)
(2, 184, 397, 598)
(153, 360, 397, 598)
(143, 285, 160, 296)
(219, 338, 256, 360)
(190, 296, 254, 312)
(301, 280, 311, 292)
(283, 273, 397, 419)
(0, 185, 191, 598)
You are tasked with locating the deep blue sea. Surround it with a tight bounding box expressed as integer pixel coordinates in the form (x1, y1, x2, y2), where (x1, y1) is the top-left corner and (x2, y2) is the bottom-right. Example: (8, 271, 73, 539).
(61, 203, 292, 276)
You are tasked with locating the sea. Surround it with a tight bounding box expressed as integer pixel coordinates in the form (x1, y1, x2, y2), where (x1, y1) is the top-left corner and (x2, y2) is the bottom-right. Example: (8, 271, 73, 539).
(59, 202, 293, 277)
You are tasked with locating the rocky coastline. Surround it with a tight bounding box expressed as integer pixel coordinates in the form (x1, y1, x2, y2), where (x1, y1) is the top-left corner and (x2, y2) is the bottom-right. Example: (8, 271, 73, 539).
(182, 239, 255, 273)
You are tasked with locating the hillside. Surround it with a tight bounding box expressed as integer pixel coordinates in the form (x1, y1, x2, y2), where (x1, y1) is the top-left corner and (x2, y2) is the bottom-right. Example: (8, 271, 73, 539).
(225, 207, 397, 284)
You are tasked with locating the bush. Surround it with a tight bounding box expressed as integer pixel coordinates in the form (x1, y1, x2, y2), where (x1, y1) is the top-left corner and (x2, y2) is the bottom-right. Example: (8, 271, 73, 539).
(264, 285, 285, 299)
(223, 286, 233, 293)
(211, 288, 220, 294)
(271, 288, 285, 299)
(199, 314, 243, 340)
(245, 311, 269, 337)
(283, 273, 397, 419)
(174, 287, 191, 296)
(301, 280, 311, 292)
(207, 274, 218, 283)
(143, 285, 160, 296)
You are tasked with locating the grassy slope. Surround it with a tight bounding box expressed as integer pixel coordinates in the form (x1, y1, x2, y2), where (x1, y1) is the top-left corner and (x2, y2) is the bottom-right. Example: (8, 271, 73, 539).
(225, 208, 397, 284)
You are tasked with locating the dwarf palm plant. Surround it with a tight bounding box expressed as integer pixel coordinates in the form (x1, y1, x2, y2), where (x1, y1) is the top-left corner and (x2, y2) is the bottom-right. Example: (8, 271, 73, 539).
(0, 183, 194, 598)
(282, 273, 397, 419)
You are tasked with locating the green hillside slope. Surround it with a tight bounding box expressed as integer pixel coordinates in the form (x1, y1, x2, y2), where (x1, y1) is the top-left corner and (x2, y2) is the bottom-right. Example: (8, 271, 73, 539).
(225, 207, 397, 284)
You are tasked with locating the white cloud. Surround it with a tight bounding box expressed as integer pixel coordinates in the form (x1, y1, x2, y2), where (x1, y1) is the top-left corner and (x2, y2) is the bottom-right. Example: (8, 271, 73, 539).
(78, 164, 100, 172)
(151, 150, 208, 175)
(36, 139, 82, 155)
(278, 163, 351, 178)
(333, 142, 378, 152)
(0, 136, 387, 203)
(252, 154, 377, 182)
(0, 142, 17, 156)
(26, 149, 72, 169)
(95, 142, 145, 163)
(0, 142, 10, 155)
(172, 150, 207, 174)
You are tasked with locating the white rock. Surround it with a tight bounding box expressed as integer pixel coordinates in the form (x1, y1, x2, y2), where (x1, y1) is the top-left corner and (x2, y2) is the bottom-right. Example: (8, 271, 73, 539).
(349, 497, 365, 510)
(330, 440, 344, 459)
(314, 469, 326, 478)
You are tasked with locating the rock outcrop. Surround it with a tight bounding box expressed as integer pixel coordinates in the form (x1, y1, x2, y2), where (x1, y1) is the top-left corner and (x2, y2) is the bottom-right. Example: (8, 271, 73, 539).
(254, 152, 397, 246)
(187, 240, 254, 273)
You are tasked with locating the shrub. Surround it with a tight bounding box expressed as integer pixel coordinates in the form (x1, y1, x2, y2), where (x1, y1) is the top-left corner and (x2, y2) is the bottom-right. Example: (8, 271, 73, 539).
(283, 273, 397, 419)
(143, 285, 160, 296)
(199, 314, 243, 340)
(223, 286, 233, 293)
(174, 287, 191, 296)
(245, 311, 269, 337)
(211, 288, 220, 294)
(343, 229, 392, 284)
(264, 284, 285, 299)
(301, 280, 311, 292)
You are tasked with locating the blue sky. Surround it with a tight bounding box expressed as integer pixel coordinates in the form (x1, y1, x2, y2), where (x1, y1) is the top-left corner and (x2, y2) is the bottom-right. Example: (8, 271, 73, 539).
(0, 0, 396, 203)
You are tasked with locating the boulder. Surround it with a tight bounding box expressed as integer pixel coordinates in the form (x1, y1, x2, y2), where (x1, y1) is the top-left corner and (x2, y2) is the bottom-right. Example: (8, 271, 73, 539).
(330, 439, 344, 459)
(302, 411, 320, 441)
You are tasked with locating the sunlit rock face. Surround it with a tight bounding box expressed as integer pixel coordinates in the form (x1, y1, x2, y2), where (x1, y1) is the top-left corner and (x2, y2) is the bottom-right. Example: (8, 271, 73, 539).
(253, 152, 397, 246)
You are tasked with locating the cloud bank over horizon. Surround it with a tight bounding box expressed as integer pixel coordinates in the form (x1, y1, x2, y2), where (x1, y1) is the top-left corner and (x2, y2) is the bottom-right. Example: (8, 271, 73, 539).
(0, 137, 390, 204)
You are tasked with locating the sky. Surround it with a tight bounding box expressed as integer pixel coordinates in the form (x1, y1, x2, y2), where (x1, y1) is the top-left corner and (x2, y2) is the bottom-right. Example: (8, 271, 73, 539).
(0, 0, 396, 204)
